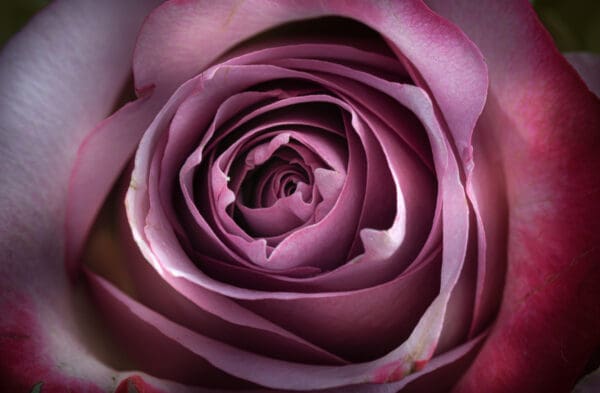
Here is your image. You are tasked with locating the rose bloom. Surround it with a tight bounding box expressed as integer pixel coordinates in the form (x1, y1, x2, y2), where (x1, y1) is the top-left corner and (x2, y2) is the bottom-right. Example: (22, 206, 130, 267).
(1, 1, 599, 392)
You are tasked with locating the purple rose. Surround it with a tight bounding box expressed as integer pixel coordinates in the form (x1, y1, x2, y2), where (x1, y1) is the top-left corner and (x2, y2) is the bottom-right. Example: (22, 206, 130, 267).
(1, 1, 599, 392)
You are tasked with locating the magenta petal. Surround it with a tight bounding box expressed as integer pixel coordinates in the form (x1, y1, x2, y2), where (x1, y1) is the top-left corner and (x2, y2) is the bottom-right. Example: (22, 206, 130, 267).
(463, 121, 507, 336)
(426, 1, 600, 392)
(0, 291, 110, 392)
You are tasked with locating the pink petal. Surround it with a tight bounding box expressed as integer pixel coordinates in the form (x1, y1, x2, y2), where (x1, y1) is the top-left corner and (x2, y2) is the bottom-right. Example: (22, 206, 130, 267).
(86, 269, 253, 388)
(132, 0, 324, 96)
(424, 1, 600, 392)
(133, 1, 488, 146)
(88, 265, 488, 392)
(87, 261, 436, 389)
(115, 202, 348, 366)
(65, 94, 158, 274)
(0, 292, 107, 392)
(0, 0, 160, 389)
(127, 59, 471, 374)
(235, 192, 316, 238)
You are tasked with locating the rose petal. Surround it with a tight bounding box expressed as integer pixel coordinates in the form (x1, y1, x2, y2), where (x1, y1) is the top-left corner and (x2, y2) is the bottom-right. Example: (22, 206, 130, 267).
(133, 0, 488, 148)
(144, 60, 433, 283)
(65, 94, 157, 274)
(115, 202, 349, 366)
(127, 61, 471, 375)
(86, 270, 253, 388)
(0, 0, 160, 389)
(424, 1, 600, 392)
(87, 265, 489, 392)
(86, 259, 437, 389)
(133, 0, 323, 96)
(271, 57, 436, 273)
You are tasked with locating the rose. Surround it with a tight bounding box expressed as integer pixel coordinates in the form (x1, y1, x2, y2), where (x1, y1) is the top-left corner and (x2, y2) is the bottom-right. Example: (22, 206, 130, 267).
(1, 1, 598, 392)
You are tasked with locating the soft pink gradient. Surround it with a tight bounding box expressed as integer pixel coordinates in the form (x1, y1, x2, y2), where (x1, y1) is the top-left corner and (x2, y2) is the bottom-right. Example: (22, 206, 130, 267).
(1, 1, 598, 392)
(424, 1, 600, 392)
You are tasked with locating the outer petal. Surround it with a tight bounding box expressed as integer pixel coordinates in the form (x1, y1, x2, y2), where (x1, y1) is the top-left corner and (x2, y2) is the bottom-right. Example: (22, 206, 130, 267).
(0, 0, 161, 390)
(109, 335, 485, 393)
(133, 0, 487, 149)
(425, 1, 600, 392)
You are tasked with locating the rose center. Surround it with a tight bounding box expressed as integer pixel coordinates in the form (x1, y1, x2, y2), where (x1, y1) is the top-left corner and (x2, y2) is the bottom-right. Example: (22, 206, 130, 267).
(224, 132, 344, 243)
